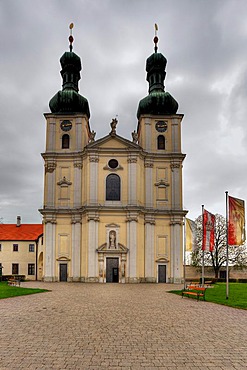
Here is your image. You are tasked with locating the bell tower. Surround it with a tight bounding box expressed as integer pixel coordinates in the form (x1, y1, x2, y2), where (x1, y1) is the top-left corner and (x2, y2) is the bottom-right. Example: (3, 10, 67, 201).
(40, 24, 91, 282)
(137, 25, 186, 283)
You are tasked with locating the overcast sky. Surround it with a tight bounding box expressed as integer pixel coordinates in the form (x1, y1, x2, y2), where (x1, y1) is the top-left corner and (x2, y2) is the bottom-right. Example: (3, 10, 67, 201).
(1, 0, 247, 224)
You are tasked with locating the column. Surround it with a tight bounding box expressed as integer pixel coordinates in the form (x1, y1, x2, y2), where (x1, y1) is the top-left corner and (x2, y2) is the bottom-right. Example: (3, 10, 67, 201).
(126, 212, 138, 282)
(71, 216, 81, 281)
(75, 118, 82, 151)
(144, 160, 153, 208)
(44, 218, 56, 282)
(171, 118, 180, 153)
(87, 212, 99, 281)
(170, 218, 183, 283)
(89, 155, 98, 205)
(73, 161, 82, 207)
(170, 162, 181, 210)
(45, 161, 56, 207)
(128, 156, 137, 205)
(144, 215, 155, 282)
(47, 120, 56, 152)
(144, 118, 152, 151)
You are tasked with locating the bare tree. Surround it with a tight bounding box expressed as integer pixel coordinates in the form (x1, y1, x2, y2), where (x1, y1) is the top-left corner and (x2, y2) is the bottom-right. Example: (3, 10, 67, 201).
(191, 214, 247, 278)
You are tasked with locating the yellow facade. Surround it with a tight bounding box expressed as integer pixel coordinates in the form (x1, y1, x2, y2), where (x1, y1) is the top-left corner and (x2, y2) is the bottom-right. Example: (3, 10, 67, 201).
(40, 35, 187, 283)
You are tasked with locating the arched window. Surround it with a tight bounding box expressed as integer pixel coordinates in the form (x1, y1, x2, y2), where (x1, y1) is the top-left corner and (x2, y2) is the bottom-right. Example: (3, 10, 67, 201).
(62, 134, 70, 149)
(157, 135, 165, 150)
(106, 174, 121, 201)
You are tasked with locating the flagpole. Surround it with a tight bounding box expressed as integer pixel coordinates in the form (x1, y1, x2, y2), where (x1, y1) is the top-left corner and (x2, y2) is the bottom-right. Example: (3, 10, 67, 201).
(183, 217, 186, 291)
(225, 191, 229, 300)
(202, 205, 204, 287)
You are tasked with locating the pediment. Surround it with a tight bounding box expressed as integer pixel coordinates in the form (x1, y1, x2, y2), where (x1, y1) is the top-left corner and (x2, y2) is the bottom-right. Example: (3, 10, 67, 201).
(156, 257, 169, 263)
(57, 256, 71, 261)
(97, 243, 129, 254)
(87, 134, 139, 150)
(106, 223, 120, 228)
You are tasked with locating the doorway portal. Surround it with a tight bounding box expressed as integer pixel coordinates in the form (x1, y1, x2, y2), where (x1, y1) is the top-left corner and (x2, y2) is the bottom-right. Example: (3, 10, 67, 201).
(106, 258, 119, 283)
(59, 263, 68, 282)
(158, 265, 166, 283)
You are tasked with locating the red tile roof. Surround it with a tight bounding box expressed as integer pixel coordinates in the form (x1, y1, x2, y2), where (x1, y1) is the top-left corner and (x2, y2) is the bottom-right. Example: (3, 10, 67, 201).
(0, 224, 43, 241)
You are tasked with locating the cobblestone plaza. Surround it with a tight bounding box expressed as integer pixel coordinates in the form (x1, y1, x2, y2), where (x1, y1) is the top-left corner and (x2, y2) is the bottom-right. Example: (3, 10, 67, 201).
(1, 282, 247, 369)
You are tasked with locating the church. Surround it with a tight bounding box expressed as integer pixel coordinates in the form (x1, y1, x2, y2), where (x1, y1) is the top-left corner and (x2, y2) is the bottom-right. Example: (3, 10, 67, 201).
(39, 27, 187, 283)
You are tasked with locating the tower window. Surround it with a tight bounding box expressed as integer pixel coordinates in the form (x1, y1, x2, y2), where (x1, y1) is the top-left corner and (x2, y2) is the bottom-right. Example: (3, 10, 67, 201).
(62, 134, 70, 149)
(157, 135, 165, 150)
(106, 174, 121, 201)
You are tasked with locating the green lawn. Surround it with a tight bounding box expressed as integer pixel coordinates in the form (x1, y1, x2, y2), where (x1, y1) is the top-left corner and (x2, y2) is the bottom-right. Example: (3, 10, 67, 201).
(0, 281, 49, 299)
(169, 283, 247, 309)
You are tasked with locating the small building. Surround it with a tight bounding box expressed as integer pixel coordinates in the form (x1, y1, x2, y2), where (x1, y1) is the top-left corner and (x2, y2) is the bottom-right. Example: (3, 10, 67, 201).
(0, 217, 43, 280)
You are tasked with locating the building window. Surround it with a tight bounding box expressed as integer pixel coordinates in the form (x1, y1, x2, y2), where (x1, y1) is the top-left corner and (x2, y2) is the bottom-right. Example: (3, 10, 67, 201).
(12, 263, 19, 275)
(108, 159, 118, 169)
(13, 244, 18, 252)
(157, 135, 165, 150)
(62, 134, 70, 149)
(106, 174, 121, 201)
(29, 244, 35, 252)
(28, 264, 35, 276)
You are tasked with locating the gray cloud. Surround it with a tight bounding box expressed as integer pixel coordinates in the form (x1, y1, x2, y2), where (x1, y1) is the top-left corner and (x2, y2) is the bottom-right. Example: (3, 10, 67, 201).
(1, 0, 247, 223)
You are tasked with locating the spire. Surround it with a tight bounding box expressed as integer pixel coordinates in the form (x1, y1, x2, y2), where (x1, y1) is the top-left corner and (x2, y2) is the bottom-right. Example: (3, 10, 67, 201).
(69, 23, 74, 52)
(49, 23, 90, 117)
(137, 25, 178, 119)
(154, 23, 158, 53)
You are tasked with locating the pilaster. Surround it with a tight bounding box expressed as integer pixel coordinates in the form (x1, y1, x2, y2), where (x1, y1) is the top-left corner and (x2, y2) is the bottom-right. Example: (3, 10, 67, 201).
(170, 218, 183, 283)
(71, 215, 82, 281)
(73, 161, 82, 207)
(87, 212, 99, 281)
(144, 159, 153, 208)
(44, 217, 56, 281)
(170, 162, 181, 210)
(144, 215, 155, 282)
(89, 155, 99, 205)
(126, 212, 138, 282)
(128, 156, 137, 205)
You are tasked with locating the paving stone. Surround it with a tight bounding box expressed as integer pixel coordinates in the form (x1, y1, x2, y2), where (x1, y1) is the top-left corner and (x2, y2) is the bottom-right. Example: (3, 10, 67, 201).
(0, 282, 246, 369)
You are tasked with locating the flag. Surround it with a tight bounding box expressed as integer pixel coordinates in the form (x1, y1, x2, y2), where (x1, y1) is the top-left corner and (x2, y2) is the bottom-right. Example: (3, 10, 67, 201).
(228, 196, 245, 246)
(185, 218, 197, 252)
(202, 209, 215, 252)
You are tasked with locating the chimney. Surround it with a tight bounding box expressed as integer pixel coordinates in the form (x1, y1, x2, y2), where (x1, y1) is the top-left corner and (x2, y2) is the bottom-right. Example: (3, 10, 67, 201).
(16, 216, 21, 227)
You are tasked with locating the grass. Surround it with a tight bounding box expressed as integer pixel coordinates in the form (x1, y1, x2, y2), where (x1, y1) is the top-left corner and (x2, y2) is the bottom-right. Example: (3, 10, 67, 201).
(169, 283, 247, 310)
(0, 281, 49, 299)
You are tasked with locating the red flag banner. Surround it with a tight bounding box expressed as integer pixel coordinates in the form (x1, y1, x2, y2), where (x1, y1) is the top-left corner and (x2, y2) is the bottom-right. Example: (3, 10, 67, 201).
(202, 209, 215, 252)
(228, 196, 245, 246)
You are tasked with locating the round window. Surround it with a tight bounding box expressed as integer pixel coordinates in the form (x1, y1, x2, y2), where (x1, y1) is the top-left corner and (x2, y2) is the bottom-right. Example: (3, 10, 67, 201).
(108, 159, 118, 169)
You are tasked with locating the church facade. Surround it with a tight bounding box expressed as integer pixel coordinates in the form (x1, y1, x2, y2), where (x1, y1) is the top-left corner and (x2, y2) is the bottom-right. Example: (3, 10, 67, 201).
(39, 31, 187, 283)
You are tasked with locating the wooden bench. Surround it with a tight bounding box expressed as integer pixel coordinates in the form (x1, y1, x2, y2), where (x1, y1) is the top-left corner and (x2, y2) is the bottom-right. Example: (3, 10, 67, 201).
(204, 281, 213, 287)
(182, 286, 207, 301)
(8, 278, 21, 287)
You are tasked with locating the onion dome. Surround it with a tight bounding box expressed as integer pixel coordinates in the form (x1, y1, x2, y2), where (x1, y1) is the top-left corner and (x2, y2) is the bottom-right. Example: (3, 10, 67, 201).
(137, 27, 178, 119)
(49, 24, 90, 117)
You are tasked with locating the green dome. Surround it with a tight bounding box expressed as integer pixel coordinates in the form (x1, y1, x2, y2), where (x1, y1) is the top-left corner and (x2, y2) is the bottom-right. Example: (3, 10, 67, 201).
(137, 48, 178, 119)
(146, 52, 167, 77)
(137, 91, 178, 118)
(49, 50, 90, 117)
(60, 51, 82, 71)
(49, 89, 90, 116)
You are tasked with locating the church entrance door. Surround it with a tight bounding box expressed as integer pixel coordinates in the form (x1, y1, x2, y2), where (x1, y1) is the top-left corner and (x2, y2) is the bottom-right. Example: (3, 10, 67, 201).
(59, 264, 67, 282)
(158, 265, 166, 283)
(106, 258, 119, 283)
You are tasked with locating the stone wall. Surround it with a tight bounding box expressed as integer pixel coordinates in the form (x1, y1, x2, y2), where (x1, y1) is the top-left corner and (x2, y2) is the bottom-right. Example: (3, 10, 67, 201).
(185, 265, 247, 280)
